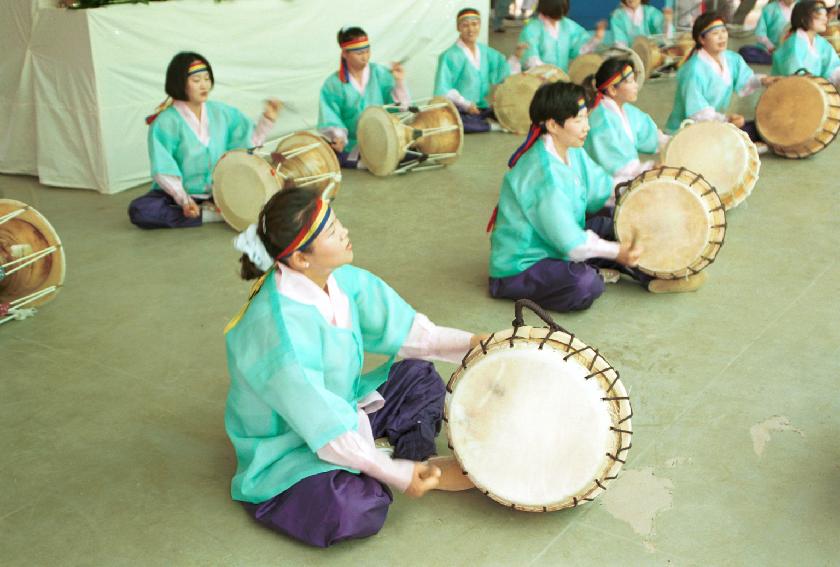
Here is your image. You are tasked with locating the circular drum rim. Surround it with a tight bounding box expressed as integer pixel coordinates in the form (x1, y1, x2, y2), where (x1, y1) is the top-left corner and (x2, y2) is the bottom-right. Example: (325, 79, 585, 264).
(0, 199, 66, 309)
(357, 106, 403, 176)
(756, 74, 840, 159)
(274, 130, 341, 196)
(445, 325, 633, 513)
(661, 121, 760, 210)
(613, 165, 727, 279)
(212, 150, 282, 232)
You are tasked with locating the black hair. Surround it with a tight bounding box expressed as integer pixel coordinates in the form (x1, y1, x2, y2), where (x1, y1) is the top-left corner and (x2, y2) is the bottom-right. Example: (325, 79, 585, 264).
(529, 81, 587, 127)
(582, 57, 635, 103)
(337, 26, 368, 45)
(620, 0, 649, 4)
(791, 1, 827, 31)
(457, 7, 480, 18)
(164, 51, 214, 101)
(239, 187, 321, 280)
(536, 0, 570, 20)
(691, 12, 727, 49)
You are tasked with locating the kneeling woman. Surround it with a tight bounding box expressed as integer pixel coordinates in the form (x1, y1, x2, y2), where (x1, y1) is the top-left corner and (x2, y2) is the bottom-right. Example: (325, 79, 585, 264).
(583, 57, 670, 186)
(665, 13, 777, 139)
(318, 27, 410, 168)
(487, 81, 647, 313)
(225, 188, 484, 547)
(130, 51, 281, 229)
(772, 1, 840, 87)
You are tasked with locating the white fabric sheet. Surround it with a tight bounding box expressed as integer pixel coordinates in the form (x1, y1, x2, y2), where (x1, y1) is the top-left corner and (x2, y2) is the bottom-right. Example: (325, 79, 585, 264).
(0, 0, 488, 194)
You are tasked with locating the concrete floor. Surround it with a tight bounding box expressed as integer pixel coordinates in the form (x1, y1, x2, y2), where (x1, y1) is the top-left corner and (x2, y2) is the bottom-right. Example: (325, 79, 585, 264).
(3, 24, 840, 566)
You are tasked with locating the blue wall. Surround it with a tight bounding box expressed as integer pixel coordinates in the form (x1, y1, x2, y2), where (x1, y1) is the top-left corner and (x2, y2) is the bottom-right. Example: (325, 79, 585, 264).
(570, 0, 668, 29)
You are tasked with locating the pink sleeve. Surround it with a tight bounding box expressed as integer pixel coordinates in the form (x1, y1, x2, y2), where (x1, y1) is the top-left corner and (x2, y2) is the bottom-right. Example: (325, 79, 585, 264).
(154, 174, 189, 207)
(444, 88, 472, 111)
(316, 410, 414, 492)
(391, 82, 411, 110)
(398, 313, 473, 364)
(251, 114, 274, 147)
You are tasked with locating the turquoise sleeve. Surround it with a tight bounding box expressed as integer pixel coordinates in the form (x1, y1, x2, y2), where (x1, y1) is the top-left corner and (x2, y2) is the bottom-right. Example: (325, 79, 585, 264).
(147, 116, 183, 178)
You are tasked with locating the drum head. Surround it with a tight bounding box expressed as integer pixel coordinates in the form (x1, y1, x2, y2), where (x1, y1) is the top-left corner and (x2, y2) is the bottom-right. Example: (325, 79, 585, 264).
(410, 97, 464, 163)
(0, 199, 65, 308)
(662, 122, 758, 209)
(568, 54, 604, 86)
(493, 74, 554, 134)
(446, 326, 631, 512)
(357, 107, 403, 176)
(632, 37, 659, 79)
(756, 76, 830, 148)
(274, 131, 341, 197)
(212, 150, 281, 231)
(525, 64, 570, 83)
(614, 167, 726, 278)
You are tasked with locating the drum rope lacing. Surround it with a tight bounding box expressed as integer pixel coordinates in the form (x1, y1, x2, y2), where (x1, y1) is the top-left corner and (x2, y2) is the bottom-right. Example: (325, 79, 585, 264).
(615, 165, 728, 278)
(447, 299, 633, 509)
(0, 285, 57, 325)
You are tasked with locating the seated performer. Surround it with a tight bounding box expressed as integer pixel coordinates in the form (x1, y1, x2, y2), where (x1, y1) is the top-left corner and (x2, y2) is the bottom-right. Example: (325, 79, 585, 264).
(434, 7, 524, 133)
(487, 82, 704, 313)
(665, 13, 778, 140)
(739, 0, 797, 65)
(518, 0, 607, 72)
(609, 0, 673, 48)
(583, 57, 670, 186)
(772, 1, 840, 86)
(226, 187, 484, 548)
(318, 27, 410, 168)
(129, 52, 280, 229)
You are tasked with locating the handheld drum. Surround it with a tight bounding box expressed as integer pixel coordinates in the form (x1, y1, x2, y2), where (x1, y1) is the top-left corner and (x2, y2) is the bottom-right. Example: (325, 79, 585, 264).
(0, 200, 65, 325)
(568, 47, 647, 90)
(492, 64, 569, 134)
(631, 36, 693, 78)
(755, 72, 840, 159)
(212, 132, 341, 231)
(661, 121, 760, 210)
(445, 300, 633, 512)
(614, 166, 726, 280)
(356, 97, 464, 177)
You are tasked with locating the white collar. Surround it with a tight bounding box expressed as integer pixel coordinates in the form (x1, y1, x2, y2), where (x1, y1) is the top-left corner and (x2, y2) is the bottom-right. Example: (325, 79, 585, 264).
(796, 29, 817, 52)
(539, 14, 559, 39)
(173, 100, 209, 146)
(348, 64, 371, 95)
(622, 5, 643, 26)
(456, 38, 481, 69)
(274, 263, 351, 329)
(601, 97, 635, 142)
(542, 133, 570, 165)
(698, 48, 730, 80)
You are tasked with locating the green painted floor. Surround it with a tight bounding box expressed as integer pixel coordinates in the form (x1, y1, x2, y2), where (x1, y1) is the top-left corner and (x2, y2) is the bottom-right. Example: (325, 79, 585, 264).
(3, 27, 840, 566)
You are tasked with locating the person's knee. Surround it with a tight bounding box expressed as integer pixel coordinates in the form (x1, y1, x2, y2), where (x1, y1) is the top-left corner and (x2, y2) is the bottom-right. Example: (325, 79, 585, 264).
(567, 269, 605, 311)
(319, 475, 391, 546)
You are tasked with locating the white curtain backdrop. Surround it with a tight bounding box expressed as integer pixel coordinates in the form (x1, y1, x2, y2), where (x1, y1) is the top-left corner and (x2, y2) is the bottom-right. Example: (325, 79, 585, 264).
(0, 0, 489, 194)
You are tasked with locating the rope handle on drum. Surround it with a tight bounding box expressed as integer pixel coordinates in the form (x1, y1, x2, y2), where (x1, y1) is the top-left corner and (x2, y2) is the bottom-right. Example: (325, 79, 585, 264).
(613, 179, 633, 204)
(512, 299, 570, 334)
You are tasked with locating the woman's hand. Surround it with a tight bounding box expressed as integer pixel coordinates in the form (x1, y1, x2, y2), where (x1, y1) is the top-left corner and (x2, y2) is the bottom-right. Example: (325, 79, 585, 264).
(263, 98, 283, 121)
(760, 75, 780, 87)
(404, 462, 441, 498)
(330, 138, 347, 153)
(595, 20, 608, 41)
(727, 113, 746, 128)
(615, 232, 643, 267)
(469, 333, 492, 350)
(182, 198, 200, 219)
(515, 42, 529, 60)
(391, 62, 405, 83)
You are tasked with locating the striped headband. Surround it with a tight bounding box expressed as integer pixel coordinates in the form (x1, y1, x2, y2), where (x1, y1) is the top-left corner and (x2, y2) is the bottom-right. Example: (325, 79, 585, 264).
(458, 9, 481, 22)
(187, 60, 209, 76)
(577, 97, 587, 112)
(700, 19, 726, 36)
(274, 199, 333, 260)
(340, 36, 370, 51)
(592, 65, 633, 108)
